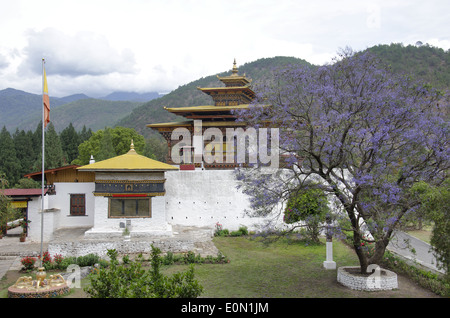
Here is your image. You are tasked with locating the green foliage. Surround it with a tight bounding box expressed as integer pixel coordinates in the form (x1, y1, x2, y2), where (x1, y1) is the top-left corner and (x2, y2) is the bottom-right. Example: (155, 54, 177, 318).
(73, 126, 145, 165)
(410, 179, 450, 276)
(161, 250, 229, 265)
(214, 223, 248, 237)
(368, 43, 450, 89)
(283, 188, 329, 243)
(85, 246, 203, 298)
(13, 178, 40, 189)
(0, 127, 20, 185)
(60, 123, 81, 164)
(0, 174, 15, 234)
(382, 250, 449, 297)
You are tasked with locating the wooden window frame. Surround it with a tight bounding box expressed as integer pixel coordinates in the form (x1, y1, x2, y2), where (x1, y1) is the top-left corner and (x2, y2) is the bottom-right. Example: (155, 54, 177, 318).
(108, 196, 152, 218)
(70, 194, 86, 216)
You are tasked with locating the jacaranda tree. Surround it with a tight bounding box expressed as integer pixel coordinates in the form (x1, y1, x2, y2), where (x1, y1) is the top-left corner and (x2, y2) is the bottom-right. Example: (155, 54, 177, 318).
(235, 49, 449, 274)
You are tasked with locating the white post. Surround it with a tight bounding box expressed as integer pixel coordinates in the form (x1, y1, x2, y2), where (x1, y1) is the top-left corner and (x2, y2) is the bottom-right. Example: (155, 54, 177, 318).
(323, 217, 336, 270)
(40, 58, 47, 267)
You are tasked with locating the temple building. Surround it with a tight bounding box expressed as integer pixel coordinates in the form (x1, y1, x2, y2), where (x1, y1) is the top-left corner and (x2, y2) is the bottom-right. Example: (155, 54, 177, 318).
(6, 60, 281, 255)
(147, 60, 258, 169)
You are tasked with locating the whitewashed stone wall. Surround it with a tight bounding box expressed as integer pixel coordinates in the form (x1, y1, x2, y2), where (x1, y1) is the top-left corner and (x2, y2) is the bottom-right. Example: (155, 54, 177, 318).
(337, 266, 398, 291)
(165, 170, 277, 232)
(30, 169, 285, 242)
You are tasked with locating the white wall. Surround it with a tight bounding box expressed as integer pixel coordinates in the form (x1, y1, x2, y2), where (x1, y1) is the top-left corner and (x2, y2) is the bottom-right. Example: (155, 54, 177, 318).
(48, 182, 95, 228)
(27, 195, 53, 242)
(165, 170, 273, 232)
(84, 171, 172, 239)
(27, 183, 95, 242)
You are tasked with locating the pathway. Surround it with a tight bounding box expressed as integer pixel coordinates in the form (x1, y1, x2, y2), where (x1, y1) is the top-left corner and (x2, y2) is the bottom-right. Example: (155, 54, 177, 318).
(387, 230, 444, 274)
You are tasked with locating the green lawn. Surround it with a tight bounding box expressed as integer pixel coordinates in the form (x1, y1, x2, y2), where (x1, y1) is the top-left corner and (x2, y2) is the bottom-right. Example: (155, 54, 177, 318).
(162, 236, 431, 298)
(181, 236, 360, 297)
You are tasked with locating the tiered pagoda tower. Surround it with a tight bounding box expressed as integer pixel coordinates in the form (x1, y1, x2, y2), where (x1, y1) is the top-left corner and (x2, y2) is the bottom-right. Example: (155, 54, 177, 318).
(147, 60, 256, 169)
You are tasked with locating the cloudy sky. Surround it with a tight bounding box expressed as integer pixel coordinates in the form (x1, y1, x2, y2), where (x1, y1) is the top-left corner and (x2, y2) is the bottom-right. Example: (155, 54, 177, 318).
(0, 0, 449, 97)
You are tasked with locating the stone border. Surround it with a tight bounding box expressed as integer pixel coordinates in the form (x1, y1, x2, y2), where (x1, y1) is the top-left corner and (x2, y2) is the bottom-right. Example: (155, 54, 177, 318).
(8, 283, 70, 298)
(337, 266, 398, 291)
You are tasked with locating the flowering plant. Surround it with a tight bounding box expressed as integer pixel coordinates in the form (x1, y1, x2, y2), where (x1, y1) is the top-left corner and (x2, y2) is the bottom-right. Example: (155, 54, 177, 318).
(38, 251, 53, 269)
(234, 48, 449, 274)
(20, 256, 36, 271)
(20, 218, 31, 230)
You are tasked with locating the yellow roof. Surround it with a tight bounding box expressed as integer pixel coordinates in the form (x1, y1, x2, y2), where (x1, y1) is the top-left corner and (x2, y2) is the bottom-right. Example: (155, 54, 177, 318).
(147, 120, 248, 129)
(77, 141, 178, 172)
(146, 120, 193, 128)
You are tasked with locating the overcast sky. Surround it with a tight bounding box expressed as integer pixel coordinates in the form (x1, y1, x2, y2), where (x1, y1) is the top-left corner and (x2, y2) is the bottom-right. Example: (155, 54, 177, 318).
(0, 0, 449, 97)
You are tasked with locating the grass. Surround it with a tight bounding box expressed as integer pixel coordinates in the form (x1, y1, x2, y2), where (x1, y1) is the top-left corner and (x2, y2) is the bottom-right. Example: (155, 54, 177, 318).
(0, 236, 443, 298)
(162, 236, 441, 298)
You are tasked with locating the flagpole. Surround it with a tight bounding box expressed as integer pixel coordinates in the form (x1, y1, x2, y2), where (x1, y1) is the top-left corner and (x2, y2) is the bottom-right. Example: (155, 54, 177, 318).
(40, 58, 45, 268)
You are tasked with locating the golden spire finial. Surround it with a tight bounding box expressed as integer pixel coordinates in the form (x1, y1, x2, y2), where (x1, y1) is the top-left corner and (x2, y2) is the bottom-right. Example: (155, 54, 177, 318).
(232, 58, 238, 75)
(128, 139, 136, 153)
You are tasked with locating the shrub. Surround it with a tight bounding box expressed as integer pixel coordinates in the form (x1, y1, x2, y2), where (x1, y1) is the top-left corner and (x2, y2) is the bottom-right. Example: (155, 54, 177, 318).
(85, 245, 203, 298)
(76, 253, 100, 267)
(382, 250, 449, 297)
(214, 223, 230, 237)
(284, 187, 329, 243)
(20, 256, 36, 271)
(215, 223, 248, 237)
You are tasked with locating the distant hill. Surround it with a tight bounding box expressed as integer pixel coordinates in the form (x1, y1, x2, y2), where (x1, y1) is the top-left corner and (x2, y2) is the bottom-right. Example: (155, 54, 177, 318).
(101, 91, 162, 102)
(367, 43, 450, 89)
(0, 88, 77, 131)
(0, 89, 158, 132)
(19, 98, 143, 132)
(2, 44, 448, 135)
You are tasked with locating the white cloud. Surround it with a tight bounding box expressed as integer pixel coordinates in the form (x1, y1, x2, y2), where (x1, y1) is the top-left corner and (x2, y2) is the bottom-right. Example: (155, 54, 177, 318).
(0, 0, 448, 97)
(18, 28, 137, 77)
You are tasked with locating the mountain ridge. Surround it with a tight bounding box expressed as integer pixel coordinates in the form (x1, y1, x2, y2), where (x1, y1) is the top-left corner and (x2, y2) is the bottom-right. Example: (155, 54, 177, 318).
(1, 43, 448, 135)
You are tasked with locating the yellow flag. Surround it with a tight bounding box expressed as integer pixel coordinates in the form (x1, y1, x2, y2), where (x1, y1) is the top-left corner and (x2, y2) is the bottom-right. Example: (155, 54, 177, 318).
(43, 67, 50, 127)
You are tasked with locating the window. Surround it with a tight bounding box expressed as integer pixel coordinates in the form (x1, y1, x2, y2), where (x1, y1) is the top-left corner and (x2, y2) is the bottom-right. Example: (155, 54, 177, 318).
(70, 194, 86, 216)
(109, 197, 151, 218)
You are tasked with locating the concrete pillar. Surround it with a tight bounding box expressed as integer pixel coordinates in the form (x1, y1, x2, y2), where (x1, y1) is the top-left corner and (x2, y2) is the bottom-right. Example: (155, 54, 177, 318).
(323, 241, 336, 269)
(323, 216, 336, 270)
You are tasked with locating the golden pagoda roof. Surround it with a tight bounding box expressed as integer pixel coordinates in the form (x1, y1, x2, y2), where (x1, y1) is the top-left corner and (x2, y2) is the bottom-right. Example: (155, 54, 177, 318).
(77, 141, 178, 172)
(163, 104, 251, 113)
(216, 59, 252, 85)
(147, 120, 248, 129)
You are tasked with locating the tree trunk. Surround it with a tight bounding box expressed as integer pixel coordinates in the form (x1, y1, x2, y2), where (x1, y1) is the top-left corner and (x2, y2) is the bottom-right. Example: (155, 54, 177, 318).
(353, 233, 369, 274)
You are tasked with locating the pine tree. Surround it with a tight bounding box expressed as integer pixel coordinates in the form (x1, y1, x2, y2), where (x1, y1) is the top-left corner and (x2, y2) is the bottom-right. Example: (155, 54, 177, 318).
(13, 128, 35, 177)
(33, 123, 65, 170)
(0, 126, 20, 185)
(60, 123, 80, 164)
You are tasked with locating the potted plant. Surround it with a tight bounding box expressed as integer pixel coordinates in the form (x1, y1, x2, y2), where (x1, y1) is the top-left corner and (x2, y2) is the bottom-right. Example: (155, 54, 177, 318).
(19, 218, 30, 242)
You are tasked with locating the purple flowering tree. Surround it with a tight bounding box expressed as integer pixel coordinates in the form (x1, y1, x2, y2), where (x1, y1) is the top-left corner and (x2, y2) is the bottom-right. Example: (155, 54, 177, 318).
(235, 49, 449, 274)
